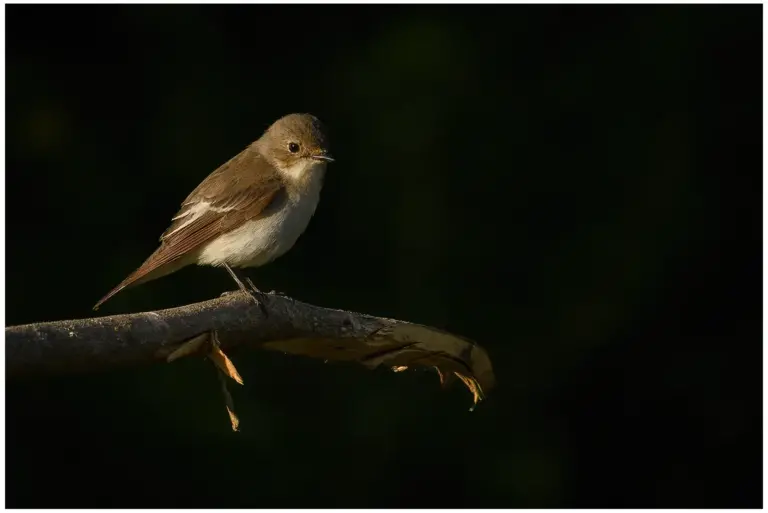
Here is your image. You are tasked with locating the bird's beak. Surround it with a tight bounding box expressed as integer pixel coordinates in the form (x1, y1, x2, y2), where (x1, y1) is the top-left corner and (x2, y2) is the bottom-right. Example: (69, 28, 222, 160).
(311, 153, 335, 163)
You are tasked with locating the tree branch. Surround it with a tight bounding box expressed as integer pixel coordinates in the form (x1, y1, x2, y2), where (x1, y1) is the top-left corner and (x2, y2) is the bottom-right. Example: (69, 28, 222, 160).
(6, 291, 495, 406)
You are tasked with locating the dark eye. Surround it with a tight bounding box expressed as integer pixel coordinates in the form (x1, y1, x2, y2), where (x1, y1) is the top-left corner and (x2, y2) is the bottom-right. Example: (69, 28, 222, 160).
(288, 142, 300, 153)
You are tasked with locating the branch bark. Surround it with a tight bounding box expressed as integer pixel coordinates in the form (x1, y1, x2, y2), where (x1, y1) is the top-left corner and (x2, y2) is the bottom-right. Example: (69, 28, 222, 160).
(6, 291, 495, 407)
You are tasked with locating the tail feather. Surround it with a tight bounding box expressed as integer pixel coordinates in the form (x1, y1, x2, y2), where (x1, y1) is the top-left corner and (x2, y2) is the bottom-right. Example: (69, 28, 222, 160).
(93, 278, 135, 311)
(93, 264, 156, 311)
(93, 271, 144, 311)
(93, 251, 191, 310)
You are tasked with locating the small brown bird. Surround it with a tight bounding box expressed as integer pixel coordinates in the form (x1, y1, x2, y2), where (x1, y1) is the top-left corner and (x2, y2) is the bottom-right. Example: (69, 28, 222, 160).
(94, 113, 333, 310)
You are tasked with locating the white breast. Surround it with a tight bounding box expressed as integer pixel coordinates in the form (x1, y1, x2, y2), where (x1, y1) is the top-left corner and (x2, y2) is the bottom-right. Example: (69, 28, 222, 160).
(196, 161, 325, 268)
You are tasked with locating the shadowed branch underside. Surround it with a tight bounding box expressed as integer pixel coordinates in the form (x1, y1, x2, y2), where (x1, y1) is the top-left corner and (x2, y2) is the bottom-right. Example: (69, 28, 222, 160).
(6, 291, 496, 409)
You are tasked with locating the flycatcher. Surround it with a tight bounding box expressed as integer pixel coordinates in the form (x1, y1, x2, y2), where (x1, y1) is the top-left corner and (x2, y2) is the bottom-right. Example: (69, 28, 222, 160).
(94, 113, 333, 310)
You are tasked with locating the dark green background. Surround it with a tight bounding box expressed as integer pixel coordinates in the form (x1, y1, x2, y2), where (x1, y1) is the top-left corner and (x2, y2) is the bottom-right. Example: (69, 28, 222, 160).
(6, 5, 761, 508)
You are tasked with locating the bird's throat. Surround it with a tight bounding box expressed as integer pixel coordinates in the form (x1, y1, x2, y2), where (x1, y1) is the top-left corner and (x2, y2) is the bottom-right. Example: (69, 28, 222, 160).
(278, 159, 326, 199)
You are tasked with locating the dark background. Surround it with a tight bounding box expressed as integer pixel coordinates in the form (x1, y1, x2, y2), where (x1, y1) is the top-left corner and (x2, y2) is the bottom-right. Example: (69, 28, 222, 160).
(5, 4, 762, 508)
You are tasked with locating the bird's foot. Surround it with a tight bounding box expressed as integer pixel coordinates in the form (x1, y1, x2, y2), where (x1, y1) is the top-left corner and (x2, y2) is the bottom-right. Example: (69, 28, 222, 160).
(221, 264, 268, 317)
(220, 287, 262, 306)
(244, 278, 269, 318)
(268, 289, 288, 296)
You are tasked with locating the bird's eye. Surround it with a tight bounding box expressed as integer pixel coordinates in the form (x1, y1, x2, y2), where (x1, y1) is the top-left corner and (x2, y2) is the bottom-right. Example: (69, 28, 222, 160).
(288, 142, 300, 153)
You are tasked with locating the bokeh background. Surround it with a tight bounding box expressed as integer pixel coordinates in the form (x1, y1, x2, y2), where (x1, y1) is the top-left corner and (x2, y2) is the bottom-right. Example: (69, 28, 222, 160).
(5, 4, 761, 508)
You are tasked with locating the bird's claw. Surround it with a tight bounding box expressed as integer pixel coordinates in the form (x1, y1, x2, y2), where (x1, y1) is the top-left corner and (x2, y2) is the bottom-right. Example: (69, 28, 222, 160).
(242, 280, 269, 318)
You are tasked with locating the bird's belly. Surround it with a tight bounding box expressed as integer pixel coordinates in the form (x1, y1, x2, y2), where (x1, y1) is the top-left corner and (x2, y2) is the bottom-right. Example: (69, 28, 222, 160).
(196, 199, 317, 269)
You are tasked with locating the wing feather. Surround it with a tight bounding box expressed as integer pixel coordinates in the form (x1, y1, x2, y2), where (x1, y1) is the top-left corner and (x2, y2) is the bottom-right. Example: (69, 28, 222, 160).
(93, 146, 284, 310)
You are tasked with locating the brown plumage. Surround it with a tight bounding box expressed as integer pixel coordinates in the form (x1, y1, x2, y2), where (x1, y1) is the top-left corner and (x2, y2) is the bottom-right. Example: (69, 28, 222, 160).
(94, 113, 332, 310)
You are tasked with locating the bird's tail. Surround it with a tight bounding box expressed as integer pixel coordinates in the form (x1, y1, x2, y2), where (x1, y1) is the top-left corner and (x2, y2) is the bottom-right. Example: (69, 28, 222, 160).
(93, 251, 190, 310)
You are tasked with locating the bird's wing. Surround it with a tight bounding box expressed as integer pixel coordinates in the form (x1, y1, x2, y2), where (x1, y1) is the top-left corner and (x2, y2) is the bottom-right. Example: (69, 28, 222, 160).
(159, 150, 283, 247)
(93, 147, 284, 310)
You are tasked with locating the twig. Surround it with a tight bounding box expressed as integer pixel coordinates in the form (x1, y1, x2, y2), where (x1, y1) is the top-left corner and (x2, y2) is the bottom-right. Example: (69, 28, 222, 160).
(5, 291, 495, 406)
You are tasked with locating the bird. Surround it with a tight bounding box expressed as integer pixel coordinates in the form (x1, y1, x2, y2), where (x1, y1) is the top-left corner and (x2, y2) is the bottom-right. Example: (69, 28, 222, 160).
(93, 113, 333, 310)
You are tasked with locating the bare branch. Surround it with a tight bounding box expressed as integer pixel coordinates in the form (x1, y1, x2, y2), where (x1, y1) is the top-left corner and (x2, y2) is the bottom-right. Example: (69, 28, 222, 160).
(5, 291, 495, 405)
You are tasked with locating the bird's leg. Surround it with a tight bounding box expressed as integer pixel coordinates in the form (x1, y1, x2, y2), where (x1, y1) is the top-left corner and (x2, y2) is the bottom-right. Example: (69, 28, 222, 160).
(221, 263, 269, 317)
(245, 277, 261, 293)
(223, 263, 249, 293)
(222, 263, 263, 295)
